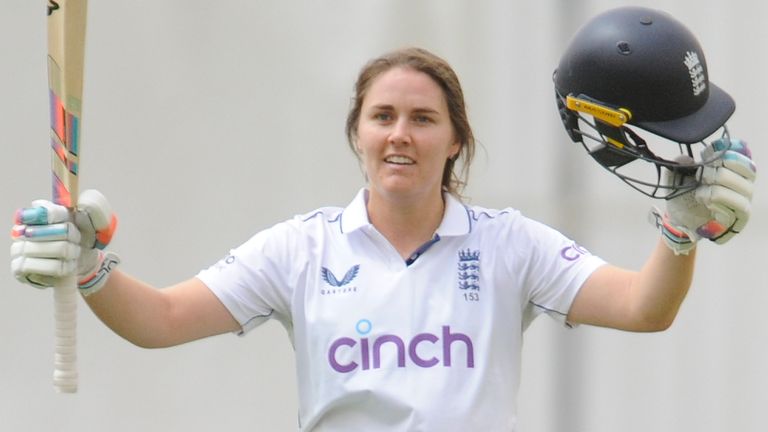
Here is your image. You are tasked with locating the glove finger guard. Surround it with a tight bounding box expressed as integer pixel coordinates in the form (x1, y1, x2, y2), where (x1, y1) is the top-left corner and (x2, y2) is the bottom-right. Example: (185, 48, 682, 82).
(653, 138, 757, 254)
(10, 190, 120, 296)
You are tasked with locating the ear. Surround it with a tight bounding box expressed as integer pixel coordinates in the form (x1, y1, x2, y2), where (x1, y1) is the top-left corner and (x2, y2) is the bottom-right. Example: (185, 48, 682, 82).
(352, 138, 362, 154)
(449, 142, 461, 160)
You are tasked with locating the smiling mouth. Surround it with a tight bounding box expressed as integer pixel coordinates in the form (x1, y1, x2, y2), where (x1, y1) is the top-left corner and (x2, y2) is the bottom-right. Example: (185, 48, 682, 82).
(385, 155, 415, 165)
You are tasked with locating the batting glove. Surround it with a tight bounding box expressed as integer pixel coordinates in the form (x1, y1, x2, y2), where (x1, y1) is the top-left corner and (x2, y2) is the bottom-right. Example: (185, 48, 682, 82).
(11, 190, 120, 296)
(650, 138, 757, 255)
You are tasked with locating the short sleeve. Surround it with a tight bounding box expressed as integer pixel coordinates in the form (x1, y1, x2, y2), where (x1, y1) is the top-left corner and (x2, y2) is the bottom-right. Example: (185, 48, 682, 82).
(196, 222, 299, 335)
(515, 217, 606, 329)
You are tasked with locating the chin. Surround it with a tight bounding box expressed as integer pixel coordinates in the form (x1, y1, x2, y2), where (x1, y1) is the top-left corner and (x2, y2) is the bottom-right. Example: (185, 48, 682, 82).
(373, 182, 436, 202)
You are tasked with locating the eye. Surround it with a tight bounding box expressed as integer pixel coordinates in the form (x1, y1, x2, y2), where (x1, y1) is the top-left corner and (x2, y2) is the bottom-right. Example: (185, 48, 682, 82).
(413, 115, 433, 124)
(373, 112, 393, 122)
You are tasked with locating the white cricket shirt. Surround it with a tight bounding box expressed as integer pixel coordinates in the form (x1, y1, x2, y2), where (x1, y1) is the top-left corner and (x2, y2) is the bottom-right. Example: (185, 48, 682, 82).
(197, 188, 605, 431)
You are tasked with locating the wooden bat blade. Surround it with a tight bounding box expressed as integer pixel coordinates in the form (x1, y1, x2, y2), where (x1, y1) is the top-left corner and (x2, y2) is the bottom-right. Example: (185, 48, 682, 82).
(47, 0, 88, 394)
(48, 0, 87, 207)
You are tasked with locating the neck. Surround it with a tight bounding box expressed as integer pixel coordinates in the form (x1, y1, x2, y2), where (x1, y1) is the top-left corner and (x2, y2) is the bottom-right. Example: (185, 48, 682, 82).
(366, 189, 445, 260)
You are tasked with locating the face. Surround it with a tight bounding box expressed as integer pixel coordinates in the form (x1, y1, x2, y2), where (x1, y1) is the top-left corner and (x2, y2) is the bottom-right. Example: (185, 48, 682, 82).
(355, 67, 460, 205)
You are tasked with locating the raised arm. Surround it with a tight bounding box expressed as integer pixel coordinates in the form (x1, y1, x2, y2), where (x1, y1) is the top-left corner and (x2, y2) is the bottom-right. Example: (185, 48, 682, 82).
(85, 271, 239, 348)
(567, 240, 694, 331)
(568, 138, 756, 332)
(11, 190, 240, 349)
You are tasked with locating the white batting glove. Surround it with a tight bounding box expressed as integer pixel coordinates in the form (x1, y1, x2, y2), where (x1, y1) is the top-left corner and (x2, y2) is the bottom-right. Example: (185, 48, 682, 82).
(11, 190, 120, 296)
(650, 138, 757, 255)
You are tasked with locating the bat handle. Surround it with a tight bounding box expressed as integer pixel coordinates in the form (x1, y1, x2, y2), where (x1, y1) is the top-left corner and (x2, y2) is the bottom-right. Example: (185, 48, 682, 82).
(53, 276, 78, 393)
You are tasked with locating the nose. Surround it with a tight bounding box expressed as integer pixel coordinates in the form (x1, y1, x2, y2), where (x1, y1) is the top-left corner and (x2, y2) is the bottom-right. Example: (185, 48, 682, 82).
(388, 118, 412, 145)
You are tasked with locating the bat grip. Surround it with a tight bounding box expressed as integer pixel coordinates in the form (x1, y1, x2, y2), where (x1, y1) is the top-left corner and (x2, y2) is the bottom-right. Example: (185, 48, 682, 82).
(53, 276, 78, 393)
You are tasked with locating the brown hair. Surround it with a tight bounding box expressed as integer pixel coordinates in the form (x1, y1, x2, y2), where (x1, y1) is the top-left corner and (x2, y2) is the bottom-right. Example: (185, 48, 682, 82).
(345, 47, 476, 196)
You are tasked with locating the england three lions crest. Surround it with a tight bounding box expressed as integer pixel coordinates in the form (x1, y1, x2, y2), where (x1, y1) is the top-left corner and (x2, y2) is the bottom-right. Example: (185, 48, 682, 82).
(457, 249, 480, 291)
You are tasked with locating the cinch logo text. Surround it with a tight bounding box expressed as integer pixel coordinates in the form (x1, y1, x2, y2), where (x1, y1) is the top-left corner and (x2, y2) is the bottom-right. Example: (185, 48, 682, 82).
(328, 320, 475, 373)
(560, 242, 588, 261)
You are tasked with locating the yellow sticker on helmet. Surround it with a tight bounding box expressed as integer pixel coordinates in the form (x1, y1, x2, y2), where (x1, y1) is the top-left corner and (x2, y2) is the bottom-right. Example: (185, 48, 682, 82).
(566, 96, 632, 127)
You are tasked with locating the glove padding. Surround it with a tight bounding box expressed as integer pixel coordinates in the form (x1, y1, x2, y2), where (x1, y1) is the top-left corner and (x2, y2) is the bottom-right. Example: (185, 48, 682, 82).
(651, 138, 756, 255)
(11, 190, 120, 296)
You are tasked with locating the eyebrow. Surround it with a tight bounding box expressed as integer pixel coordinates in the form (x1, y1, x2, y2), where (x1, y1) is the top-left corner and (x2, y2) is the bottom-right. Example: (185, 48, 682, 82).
(368, 104, 441, 115)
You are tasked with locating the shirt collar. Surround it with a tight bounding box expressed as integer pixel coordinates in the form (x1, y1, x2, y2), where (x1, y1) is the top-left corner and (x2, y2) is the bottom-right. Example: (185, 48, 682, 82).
(339, 188, 371, 234)
(340, 188, 471, 236)
(437, 192, 472, 236)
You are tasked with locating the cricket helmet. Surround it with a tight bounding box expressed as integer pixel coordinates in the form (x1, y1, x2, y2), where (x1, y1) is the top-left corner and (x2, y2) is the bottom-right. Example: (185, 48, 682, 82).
(553, 6, 735, 198)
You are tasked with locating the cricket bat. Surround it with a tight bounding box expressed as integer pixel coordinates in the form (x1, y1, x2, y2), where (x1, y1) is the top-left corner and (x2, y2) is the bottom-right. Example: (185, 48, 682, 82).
(47, 0, 88, 393)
